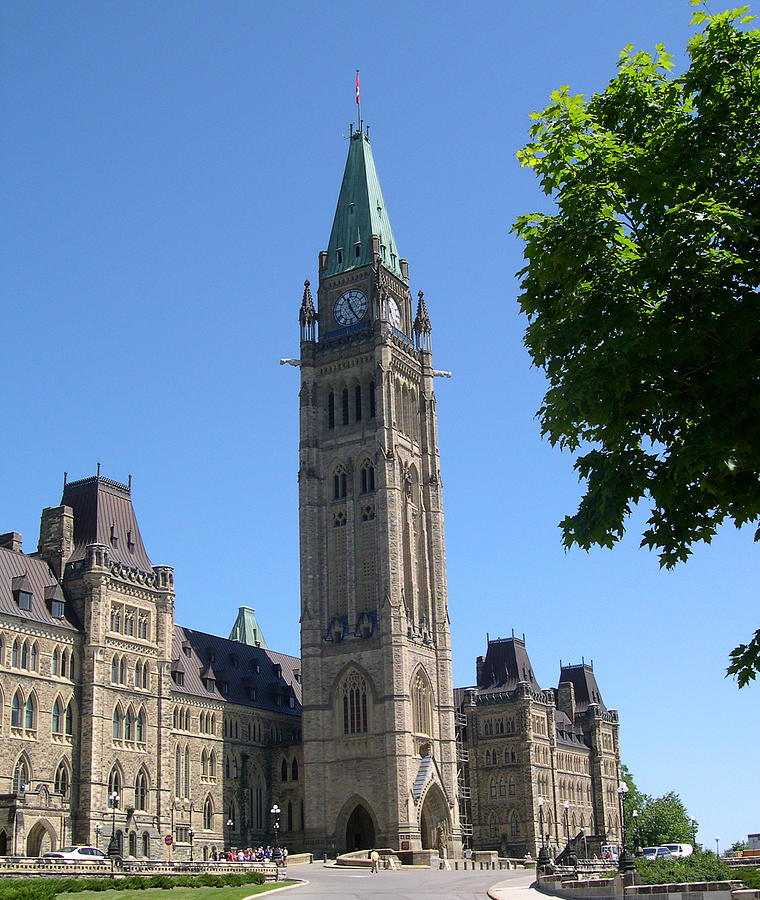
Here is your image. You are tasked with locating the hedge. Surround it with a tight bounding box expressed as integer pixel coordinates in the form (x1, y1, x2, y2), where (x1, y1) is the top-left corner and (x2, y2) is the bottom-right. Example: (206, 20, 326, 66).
(635, 852, 732, 885)
(0, 870, 266, 900)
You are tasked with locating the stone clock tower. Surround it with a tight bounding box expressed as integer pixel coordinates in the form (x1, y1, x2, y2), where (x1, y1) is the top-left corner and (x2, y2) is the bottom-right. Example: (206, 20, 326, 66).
(297, 125, 461, 857)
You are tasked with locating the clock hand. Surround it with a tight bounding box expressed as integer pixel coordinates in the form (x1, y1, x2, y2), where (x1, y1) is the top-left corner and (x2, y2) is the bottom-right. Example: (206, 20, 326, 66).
(347, 299, 358, 318)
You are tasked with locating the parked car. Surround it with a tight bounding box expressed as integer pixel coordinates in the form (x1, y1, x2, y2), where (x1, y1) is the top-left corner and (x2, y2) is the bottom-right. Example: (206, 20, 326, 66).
(43, 846, 106, 861)
(642, 847, 673, 860)
(662, 844, 693, 858)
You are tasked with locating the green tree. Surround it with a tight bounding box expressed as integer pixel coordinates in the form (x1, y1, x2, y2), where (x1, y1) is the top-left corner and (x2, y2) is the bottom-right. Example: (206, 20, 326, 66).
(513, 4, 760, 686)
(638, 792, 694, 847)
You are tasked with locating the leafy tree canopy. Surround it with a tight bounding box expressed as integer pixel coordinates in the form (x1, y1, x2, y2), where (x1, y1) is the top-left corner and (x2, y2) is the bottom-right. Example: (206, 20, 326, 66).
(513, 3, 760, 687)
(621, 767, 696, 849)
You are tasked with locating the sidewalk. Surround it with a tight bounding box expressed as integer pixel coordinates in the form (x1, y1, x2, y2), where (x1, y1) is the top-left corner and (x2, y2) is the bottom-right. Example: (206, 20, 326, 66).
(488, 871, 540, 900)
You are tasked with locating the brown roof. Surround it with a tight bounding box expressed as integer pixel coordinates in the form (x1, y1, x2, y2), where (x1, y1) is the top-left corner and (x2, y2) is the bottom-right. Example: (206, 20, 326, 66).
(171, 624, 302, 715)
(477, 636, 541, 692)
(0, 548, 80, 632)
(558, 663, 607, 713)
(61, 475, 153, 573)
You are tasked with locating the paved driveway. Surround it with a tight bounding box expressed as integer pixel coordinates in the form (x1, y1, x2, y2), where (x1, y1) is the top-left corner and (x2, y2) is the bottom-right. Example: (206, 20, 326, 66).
(277, 863, 538, 899)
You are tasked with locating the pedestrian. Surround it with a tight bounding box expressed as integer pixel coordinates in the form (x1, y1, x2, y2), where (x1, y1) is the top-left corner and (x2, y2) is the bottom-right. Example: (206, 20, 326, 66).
(282, 847, 288, 867)
(370, 849, 380, 873)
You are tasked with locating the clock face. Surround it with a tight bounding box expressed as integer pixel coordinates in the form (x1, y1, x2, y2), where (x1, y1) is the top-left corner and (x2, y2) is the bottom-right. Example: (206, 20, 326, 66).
(388, 297, 401, 328)
(334, 289, 368, 326)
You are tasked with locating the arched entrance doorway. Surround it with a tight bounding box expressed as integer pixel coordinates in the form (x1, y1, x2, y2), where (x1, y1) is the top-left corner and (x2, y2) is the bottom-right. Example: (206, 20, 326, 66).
(345, 805, 375, 851)
(419, 784, 450, 852)
(26, 819, 56, 856)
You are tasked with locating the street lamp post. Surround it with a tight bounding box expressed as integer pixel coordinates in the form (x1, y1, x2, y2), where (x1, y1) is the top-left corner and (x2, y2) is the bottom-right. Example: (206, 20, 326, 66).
(189, 826, 195, 862)
(632, 810, 640, 856)
(107, 792, 120, 858)
(715, 837, 720, 858)
(271, 804, 281, 863)
(690, 818, 697, 852)
(226, 819, 234, 852)
(537, 797, 551, 871)
(94, 823, 102, 850)
(617, 782, 635, 873)
(563, 800, 570, 844)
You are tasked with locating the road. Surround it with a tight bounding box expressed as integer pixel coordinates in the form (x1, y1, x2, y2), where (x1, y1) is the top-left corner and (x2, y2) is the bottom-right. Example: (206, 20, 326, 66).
(276, 863, 538, 899)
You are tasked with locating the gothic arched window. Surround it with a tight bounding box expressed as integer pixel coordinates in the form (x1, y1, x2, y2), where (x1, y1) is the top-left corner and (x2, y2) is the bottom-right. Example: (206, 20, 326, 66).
(411, 670, 433, 737)
(203, 795, 213, 830)
(108, 766, 121, 798)
(281, 759, 288, 782)
(13, 757, 29, 794)
(291, 758, 298, 781)
(341, 671, 368, 735)
(342, 388, 349, 425)
(55, 760, 69, 796)
(52, 648, 59, 676)
(360, 460, 375, 494)
(24, 695, 36, 730)
(328, 391, 335, 429)
(52, 699, 62, 735)
(135, 769, 149, 811)
(355, 384, 362, 421)
(135, 709, 144, 743)
(11, 691, 22, 728)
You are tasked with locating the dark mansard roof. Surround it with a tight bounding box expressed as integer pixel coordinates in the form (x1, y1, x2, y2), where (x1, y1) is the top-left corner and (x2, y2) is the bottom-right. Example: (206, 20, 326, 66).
(171, 624, 301, 715)
(477, 635, 542, 692)
(61, 475, 153, 573)
(559, 662, 607, 713)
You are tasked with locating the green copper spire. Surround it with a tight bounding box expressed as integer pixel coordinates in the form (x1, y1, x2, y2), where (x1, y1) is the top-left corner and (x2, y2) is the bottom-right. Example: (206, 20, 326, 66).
(324, 128, 403, 280)
(228, 606, 268, 649)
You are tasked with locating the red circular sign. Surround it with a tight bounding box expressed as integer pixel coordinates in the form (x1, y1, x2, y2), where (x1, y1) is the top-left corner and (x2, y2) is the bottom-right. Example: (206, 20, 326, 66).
(165, 834, 174, 845)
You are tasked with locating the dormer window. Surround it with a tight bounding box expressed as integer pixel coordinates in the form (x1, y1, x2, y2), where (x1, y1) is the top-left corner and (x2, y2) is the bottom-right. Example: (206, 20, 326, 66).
(127, 531, 135, 551)
(110, 524, 118, 547)
(337, 248, 343, 264)
(381, 245, 387, 260)
(354, 243, 361, 259)
(249, 687, 257, 701)
(12, 574, 33, 610)
(51, 600, 65, 618)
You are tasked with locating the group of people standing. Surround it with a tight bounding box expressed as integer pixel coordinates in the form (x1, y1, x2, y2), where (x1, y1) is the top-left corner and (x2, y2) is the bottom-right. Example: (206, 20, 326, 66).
(209, 845, 288, 865)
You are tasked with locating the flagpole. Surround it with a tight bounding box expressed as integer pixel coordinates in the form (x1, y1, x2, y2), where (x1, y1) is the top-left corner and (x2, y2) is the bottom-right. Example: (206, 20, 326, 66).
(356, 68, 361, 131)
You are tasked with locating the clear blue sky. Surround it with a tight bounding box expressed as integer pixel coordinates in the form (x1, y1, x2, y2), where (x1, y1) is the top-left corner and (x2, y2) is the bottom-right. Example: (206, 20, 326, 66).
(2, 0, 757, 851)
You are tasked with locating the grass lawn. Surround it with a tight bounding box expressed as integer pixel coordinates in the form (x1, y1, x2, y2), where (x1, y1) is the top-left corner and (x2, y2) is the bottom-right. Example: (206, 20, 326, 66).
(55, 884, 292, 900)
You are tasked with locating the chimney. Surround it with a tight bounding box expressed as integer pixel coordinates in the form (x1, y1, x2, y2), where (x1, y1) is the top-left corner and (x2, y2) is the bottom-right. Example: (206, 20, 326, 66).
(557, 680, 576, 722)
(0, 532, 23, 553)
(38, 506, 75, 580)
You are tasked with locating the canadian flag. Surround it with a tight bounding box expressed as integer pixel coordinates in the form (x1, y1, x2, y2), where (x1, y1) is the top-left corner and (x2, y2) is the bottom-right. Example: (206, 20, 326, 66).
(356, 70, 360, 106)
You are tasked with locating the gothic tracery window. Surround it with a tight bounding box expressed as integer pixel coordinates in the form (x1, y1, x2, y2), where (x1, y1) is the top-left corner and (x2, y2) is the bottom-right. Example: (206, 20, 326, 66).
(341, 671, 368, 735)
(411, 670, 433, 737)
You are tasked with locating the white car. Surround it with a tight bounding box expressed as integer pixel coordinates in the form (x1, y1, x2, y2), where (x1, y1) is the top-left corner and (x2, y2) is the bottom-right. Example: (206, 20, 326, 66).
(43, 846, 107, 861)
(662, 844, 693, 858)
(642, 847, 673, 860)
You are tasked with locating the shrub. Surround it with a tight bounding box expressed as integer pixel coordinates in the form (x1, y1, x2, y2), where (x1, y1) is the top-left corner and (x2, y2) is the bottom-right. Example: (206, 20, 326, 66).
(635, 852, 732, 885)
(733, 867, 760, 890)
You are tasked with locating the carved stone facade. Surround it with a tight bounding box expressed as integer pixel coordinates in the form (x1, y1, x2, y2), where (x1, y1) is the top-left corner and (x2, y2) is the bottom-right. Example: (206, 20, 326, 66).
(455, 636, 622, 858)
(0, 476, 303, 860)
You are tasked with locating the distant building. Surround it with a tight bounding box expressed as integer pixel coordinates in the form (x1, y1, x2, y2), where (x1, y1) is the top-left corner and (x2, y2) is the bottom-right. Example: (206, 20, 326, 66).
(455, 636, 621, 857)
